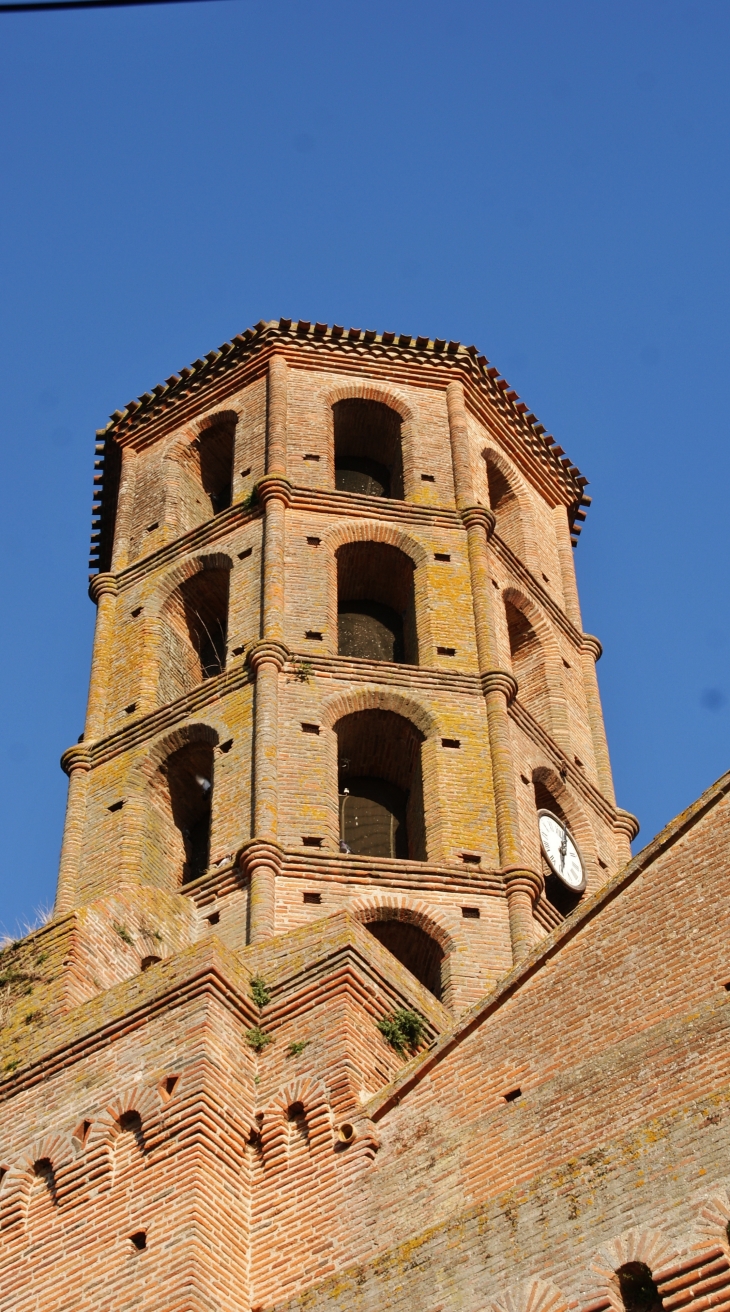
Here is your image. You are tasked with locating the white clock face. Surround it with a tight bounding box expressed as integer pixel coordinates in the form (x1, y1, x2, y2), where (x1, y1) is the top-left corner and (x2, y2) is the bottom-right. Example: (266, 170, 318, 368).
(537, 811, 585, 890)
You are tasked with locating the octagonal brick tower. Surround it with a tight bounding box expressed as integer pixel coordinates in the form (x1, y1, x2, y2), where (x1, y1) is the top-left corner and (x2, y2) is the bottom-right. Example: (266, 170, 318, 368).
(57, 318, 637, 1013)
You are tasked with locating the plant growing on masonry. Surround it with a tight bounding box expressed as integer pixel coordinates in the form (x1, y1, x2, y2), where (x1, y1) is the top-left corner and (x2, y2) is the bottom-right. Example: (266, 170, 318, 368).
(287, 1040, 308, 1057)
(250, 975, 270, 1008)
(113, 923, 134, 947)
(293, 660, 314, 684)
(377, 1009, 426, 1057)
(246, 1026, 274, 1052)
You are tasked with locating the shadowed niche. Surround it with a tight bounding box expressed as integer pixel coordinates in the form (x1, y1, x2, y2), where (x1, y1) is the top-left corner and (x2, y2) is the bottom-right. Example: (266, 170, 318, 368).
(616, 1264, 664, 1312)
(337, 541, 417, 665)
(334, 399, 404, 499)
(337, 709, 426, 861)
(162, 741, 215, 883)
(198, 415, 236, 515)
(365, 917, 444, 999)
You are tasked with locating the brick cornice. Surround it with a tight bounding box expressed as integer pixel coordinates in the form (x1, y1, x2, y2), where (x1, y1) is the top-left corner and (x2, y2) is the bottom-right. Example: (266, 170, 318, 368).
(115, 497, 262, 593)
(507, 695, 620, 827)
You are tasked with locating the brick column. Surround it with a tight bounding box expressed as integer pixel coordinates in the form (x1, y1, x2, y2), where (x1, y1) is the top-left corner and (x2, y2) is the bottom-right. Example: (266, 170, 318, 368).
(245, 360, 291, 942)
(446, 380, 542, 967)
(502, 867, 543, 964)
(110, 445, 137, 573)
(580, 634, 616, 804)
(84, 573, 118, 741)
(55, 745, 92, 915)
(553, 502, 582, 628)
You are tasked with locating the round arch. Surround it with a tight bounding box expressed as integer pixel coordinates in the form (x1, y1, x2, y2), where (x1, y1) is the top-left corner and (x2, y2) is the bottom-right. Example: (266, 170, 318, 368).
(320, 686, 438, 739)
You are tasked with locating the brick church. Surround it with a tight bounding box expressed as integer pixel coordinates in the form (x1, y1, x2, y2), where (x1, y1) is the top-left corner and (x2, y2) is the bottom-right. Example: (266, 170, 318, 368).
(1, 319, 728, 1312)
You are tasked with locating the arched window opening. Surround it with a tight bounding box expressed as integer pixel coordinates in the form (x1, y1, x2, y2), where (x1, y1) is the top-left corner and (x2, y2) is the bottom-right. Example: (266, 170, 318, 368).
(337, 541, 417, 664)
(616, 1264, 663, 1312)
(506, 601, 550, 726)
(159, 566, 230, 710)
(333, 399, 404, 499)
(534, 779, 582, 917)
(162, 741, 214, 883)
(486, 455, 525, 559)
(366, 918, 444, 1000)
(179, 569, 229, 679)
(198, 416, 236, 515)
(337, 709, 426, 861)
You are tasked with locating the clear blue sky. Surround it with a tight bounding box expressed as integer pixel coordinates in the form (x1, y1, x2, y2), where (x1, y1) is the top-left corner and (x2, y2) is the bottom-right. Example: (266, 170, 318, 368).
(0, 0, 728, 935)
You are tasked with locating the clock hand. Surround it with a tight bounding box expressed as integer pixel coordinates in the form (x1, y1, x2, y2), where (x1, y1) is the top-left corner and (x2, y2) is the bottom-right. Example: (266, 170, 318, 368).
(559, 822, 568, 873)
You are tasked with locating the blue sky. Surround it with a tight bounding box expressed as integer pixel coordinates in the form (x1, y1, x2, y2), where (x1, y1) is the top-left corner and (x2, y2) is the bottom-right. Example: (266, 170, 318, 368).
(0, 0, 728, 934)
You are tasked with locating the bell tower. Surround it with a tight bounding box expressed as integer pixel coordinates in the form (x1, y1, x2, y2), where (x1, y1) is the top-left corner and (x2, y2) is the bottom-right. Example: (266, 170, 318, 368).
(57, 318, 638, 1012)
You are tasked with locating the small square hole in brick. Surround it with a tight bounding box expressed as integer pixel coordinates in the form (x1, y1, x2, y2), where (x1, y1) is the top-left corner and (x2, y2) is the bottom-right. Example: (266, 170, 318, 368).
(461, 853, 481, 865)
(146, 522, 158, 533)
(724, 982, 730, 992)
(305, 631, 323, 640)
(441, 738, 461, 749)
(238, 547, 253, 560)
(434, 552, 451, 562)
(504, 1087, 522, 1103)
(302, 837, 323, 847)
(462, 906, 480, 919)
(130, 1231, 147, 1251)
(302, 723, 320, 734)
(108, 799, 125, 813)
(219, 739, 233, 753)
(303, 453, 320, 461)
(437, 646, 456, 656)
(542, 574, 550, 583)
(598, 858, 608, 870)
(421, 473, 435, 482)
(520, 774, 530, 785)
(307, 536, 321, 546)
(131, 606, 143, 618)
(207, 910, 220, 925)
(563, 658, 571, 669)
(124, 703, 136, 715)
(232, 645, 245, 656)
(574, 756, 583, 767)
(491, 579, 499, 588)
(162, 1075, 179, 1099)
(303, 892, 322, 904)
(240, 467, 251, 477)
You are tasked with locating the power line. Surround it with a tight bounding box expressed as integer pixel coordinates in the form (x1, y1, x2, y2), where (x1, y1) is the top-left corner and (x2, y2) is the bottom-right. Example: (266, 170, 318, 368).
(1, 0, 223, 12)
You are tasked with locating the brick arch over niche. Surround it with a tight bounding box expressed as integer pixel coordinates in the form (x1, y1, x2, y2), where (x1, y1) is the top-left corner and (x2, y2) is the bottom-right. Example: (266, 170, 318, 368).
(322, 522, 434, 661)
(320, 686, 437, 738)
(350, 894, 455, 1004)
(488, 1276, 571, 1312)
(154, 554, 232, 707)
(137, 722, 221, 889)
(163, 410, 239, 533)
(0, 1131, 72, 1230)
(693, 1189, 730, 1254)
(323, 380, 419, 498)
(591, 1227, 678, 1312)
(503, 585, 568, 747)
(482, 444, 534, 564)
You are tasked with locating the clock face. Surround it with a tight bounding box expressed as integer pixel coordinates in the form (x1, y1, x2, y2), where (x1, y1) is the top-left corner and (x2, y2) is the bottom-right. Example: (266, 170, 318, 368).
(537, 810, 586, 891)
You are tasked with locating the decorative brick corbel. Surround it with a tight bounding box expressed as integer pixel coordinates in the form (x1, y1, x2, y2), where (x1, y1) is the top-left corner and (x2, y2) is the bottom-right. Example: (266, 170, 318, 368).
(613, 808, 640, 843)
(87, 572, 119, 605)
(461, 504, 496, 538)
(246, 640, 290, 673)
(502, 866, 544, 965)
(581, 633, 603, 662)
(255, 475, 293, 508)
(481, 669, 519, 704)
